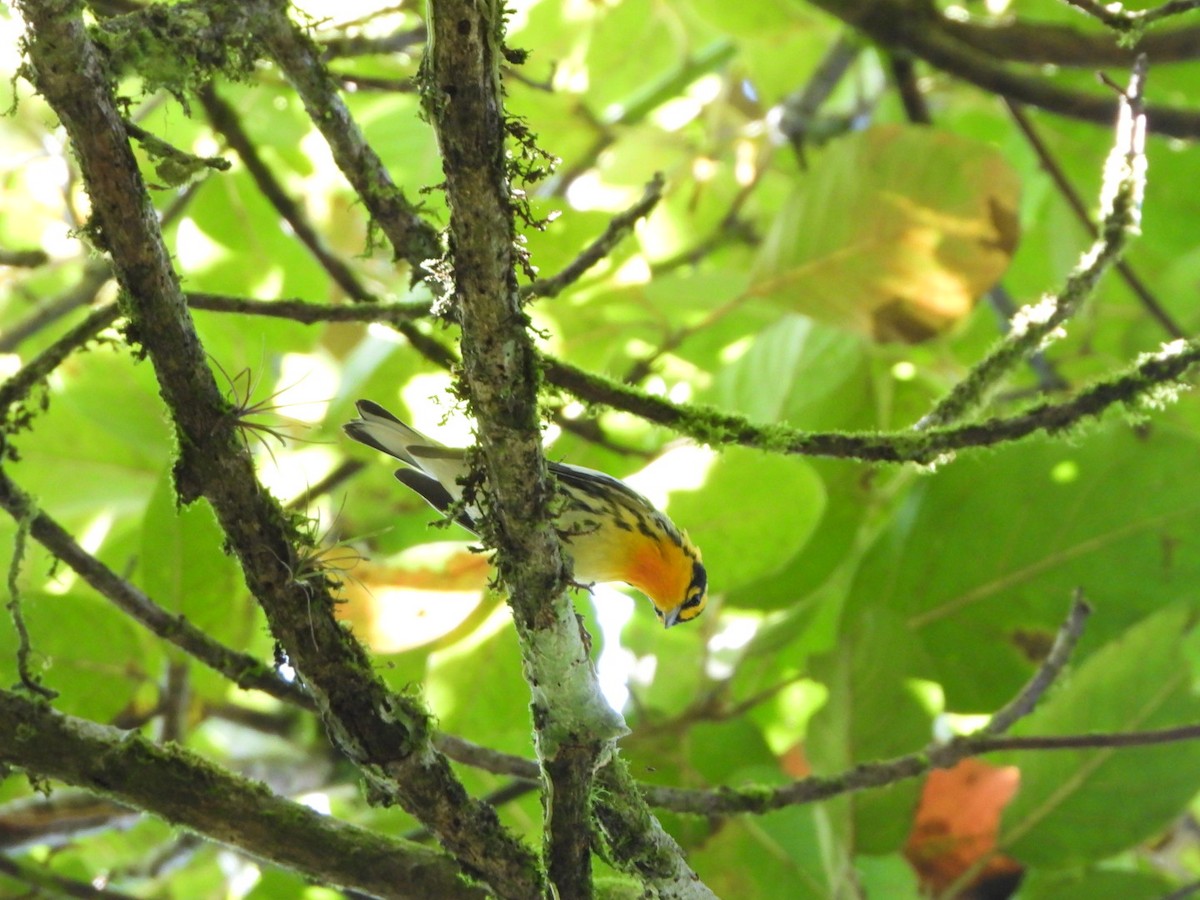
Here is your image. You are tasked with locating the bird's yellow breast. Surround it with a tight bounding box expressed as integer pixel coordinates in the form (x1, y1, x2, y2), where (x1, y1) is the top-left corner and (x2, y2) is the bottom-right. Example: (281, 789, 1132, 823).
(564, 522, 691, 617)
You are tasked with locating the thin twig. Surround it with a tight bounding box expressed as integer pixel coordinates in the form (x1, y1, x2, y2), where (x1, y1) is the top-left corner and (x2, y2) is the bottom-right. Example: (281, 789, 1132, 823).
(0, 853, 142, 900)
(983, 592, 1091, 736)
(1063, 0, 1200, 30)
(1161, 878, 1200, 900)
(198, 86, 378, 305)
(285, 459, 366, 511)
(0, 180, 201, 354)
(650, 722, 1200, 815)
(0, 262, 113, 354)
(519, 173, 666, 301)
(0, 247, 49, 268)
(889, 53, 932, 125)
(0, 302, 123, 427)
(778, 33, 864, 160)
(187, 291, 431, 322)
(5, 508, 57, 698)
(0, 468, 312, 708)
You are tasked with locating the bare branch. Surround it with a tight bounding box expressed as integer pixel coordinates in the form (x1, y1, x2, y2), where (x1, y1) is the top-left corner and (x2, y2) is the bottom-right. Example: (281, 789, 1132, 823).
(810, 0, 1200, 138)
(520, 173, 666, 301)
(982, 592, 1092, 736)
(941, 17, 1200, 67)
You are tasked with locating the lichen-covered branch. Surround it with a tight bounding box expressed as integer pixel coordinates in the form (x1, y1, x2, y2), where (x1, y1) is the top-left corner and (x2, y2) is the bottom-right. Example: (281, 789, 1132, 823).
(1003, 98, 1181, 340)
(16, 3, 539, 894)
(918, 56, 1148, 428)
(543, 336, 1200, 462)
(181, 292, 1200, 464)
(0, 689, 487, 900)
(421, 0, 629, 894)
(593, 762, 718, 900)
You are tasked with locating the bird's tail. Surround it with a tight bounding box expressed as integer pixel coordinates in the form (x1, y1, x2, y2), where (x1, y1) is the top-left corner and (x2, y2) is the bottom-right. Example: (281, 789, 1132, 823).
(343, 400, 436, 470)
(344, 400, 477, 531)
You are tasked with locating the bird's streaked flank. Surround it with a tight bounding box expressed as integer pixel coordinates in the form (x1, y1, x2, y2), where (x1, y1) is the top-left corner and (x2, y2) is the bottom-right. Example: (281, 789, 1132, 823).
(344, 400, 707, 627)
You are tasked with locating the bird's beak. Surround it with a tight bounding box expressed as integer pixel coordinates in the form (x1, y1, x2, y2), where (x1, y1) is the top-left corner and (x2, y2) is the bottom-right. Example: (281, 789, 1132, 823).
(662, 606, 682, 629)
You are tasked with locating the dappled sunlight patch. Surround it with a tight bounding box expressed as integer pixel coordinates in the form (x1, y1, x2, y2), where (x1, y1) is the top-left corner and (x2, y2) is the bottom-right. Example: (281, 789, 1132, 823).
(335, 543, 488, 653)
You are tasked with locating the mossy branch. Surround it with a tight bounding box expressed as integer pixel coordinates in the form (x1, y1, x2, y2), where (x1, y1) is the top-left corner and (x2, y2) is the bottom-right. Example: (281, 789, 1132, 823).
(16, 3, 539, 894)
(542, 337, 1200, 463)
(421, 0, 638, 894)
(180, 292, 1200, 463)
(918, 56, 1149, 429)
(240, 0, 442, 274)
(0, 689, 486, 900)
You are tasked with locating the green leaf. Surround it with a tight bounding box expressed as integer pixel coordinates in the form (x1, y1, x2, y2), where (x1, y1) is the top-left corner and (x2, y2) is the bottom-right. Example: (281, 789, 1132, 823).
(0, 592, 150, 721)
(684, 0, 807, 36)
(751, 124, 1020, 342)
(426, 619, 535, 759)
(139, 471, 241, 640)
(807, 608, 931, 854)
(726, 459, 868, 613)
(669, 446, 825, 594)
(855, 853, 923, 898)
(845, 425, 1200, 710)
(12, 353, 168, 523)
(998, 605, 1200, 866)
(711, 315, 874, 430)
(1018, 868, 1173, 900)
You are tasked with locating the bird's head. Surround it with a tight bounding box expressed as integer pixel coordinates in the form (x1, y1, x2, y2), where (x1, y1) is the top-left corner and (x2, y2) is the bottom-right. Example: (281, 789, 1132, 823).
(655, 554, 707, 628)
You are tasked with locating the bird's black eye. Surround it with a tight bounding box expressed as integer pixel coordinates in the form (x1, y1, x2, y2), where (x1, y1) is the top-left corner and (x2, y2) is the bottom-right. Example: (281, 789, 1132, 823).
(685, 560, 707, 604)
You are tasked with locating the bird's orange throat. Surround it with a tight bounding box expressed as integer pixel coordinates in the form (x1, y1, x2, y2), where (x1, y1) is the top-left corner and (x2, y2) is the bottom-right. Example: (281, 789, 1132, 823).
(621, 534, 691, 612)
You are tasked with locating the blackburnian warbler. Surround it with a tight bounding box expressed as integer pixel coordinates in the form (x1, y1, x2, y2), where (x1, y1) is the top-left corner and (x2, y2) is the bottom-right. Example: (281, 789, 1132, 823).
(344, 400, 708, 628)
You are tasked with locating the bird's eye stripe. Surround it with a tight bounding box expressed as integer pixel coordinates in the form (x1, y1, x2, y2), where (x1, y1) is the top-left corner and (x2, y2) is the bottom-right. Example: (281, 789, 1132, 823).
(682, 594, 703, 609)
